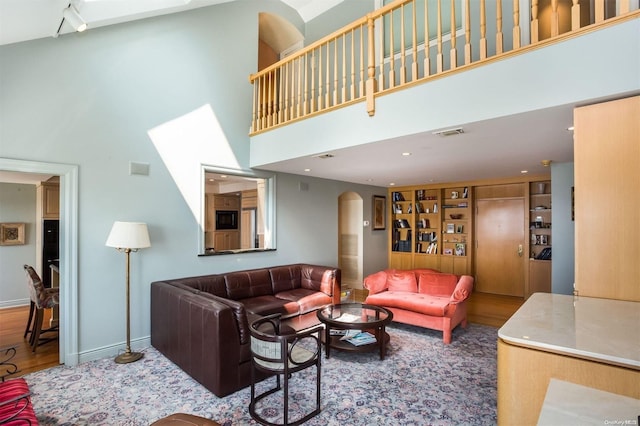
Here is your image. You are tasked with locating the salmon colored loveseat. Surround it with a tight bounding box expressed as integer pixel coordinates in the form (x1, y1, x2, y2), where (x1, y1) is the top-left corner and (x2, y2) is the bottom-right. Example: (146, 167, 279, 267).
(363, 269, 474, 344)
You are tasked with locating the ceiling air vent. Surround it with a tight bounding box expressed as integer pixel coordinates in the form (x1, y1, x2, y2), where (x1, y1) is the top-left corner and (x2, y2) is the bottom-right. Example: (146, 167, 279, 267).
(432, 127, 464, 137)
(313, 153, 335, 159)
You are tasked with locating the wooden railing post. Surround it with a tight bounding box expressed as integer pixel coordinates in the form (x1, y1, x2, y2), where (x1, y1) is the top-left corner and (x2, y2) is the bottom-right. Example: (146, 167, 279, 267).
(513, 0, 521, 49)
(480, 0, 487, 59)
(366, 15, 377, 116)
(531, 0, 539, 43)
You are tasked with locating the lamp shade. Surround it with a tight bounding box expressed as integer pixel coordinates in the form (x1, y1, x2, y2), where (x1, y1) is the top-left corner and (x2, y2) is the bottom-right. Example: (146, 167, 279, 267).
(106, 222, 151, 249)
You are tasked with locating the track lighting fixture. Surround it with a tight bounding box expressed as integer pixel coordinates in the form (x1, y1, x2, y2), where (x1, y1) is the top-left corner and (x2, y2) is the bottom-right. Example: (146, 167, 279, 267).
(63, 5, 87, 33)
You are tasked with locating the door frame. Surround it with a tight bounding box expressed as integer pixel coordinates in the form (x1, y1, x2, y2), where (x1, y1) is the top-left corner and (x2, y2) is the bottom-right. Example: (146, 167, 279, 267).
(0, 158, 79, 366)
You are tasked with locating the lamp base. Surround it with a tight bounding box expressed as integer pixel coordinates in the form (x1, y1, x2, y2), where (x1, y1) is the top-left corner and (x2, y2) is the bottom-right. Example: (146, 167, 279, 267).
(114, 351, 144, 364)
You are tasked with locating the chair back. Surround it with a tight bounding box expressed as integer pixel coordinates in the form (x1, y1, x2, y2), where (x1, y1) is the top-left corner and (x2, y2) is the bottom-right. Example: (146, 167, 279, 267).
(23, 265, 58, 309)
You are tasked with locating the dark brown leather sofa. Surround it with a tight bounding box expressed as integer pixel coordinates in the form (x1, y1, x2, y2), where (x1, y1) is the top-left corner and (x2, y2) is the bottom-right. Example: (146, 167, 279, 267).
(150, 263, 341, 397)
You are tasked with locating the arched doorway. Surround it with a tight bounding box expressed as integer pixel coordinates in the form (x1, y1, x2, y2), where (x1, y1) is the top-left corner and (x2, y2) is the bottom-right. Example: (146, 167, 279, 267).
(338, 192, 363, 291)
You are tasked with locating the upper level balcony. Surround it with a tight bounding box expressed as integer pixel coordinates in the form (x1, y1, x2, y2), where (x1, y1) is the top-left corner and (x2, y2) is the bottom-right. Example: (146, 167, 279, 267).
(248, 0, 640, 185)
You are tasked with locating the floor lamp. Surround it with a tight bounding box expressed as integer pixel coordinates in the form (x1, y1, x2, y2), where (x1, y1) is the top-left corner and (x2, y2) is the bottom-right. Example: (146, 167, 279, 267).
(106, 221, 151, 364)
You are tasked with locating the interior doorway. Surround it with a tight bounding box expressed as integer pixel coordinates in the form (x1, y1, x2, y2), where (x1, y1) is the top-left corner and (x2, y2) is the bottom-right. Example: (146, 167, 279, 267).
(338, 192, 363, 290)
(475, 198, 526, 297)
(0, 158, 79, 367)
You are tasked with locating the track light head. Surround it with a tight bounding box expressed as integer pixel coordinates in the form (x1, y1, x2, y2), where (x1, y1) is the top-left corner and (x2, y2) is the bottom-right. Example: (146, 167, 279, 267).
(63, 6, 87, 32)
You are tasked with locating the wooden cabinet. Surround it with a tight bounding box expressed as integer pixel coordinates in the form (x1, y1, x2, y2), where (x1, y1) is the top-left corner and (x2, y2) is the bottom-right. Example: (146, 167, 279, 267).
(574, 96, 639, 302)
(388, 184, 472, 275)
(214, 195, 240, 210)
(528, 180, 551, 295)
(214, 231, 239, 251)
(37, 182, 59, 219)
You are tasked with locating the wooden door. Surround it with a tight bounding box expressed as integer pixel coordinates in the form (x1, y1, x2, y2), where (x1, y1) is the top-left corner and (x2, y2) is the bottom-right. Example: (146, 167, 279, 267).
(475, 199, 526, 296)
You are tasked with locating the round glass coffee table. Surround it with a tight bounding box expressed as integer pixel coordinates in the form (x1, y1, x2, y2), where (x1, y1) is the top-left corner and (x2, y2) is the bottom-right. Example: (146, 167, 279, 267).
(316, 303, 393, 360)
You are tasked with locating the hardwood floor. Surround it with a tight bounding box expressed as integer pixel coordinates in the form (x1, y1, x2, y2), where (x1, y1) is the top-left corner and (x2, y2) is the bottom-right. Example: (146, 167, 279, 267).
(0, 306, 60, 379)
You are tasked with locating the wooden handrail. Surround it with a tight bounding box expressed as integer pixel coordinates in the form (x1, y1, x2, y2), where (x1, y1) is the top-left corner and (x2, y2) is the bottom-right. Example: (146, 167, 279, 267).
(249, 0, 639, 135)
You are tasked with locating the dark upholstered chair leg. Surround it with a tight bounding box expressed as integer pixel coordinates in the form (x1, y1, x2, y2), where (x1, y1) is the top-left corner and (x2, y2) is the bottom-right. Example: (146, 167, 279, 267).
(23, 301, 35, 339)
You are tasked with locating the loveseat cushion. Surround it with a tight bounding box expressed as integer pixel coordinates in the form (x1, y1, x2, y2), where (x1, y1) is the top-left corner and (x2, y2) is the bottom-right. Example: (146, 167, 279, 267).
(418, 272, 459, 297)
(240, 295, 300, 318)
(387, 270, 418, 292)
(363, 270, 388, 294)
(366, 291, 450, 317)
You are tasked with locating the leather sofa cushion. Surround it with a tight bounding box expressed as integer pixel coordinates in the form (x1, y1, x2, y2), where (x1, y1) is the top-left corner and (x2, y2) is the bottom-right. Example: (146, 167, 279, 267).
(387, 270, 418, 292)
(276, 289, 332, 314)
(225, 269, 273, 300)
(270, 265, 301, 294)
(171, 275, 227, 298)
(418, 272, 459, 297)
(241, 295, 300, 318)
(300, 264, 335, 295)
(367, 291, 450, 317)
(363, 270, 388, 294)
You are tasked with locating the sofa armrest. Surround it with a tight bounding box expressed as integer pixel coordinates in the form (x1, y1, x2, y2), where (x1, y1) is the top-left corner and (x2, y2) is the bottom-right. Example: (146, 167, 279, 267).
(450, 275, 474, 304)
(300, 264, 342, 305)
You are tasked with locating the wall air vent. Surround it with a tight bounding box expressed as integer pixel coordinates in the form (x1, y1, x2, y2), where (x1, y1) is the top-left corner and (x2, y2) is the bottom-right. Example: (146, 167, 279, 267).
(432, 127, 464, 137)
(313, 153, 335, 159)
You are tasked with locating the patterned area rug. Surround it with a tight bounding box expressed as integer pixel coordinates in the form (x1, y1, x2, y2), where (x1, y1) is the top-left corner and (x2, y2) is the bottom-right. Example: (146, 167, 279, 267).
(25, 323, 497, 425)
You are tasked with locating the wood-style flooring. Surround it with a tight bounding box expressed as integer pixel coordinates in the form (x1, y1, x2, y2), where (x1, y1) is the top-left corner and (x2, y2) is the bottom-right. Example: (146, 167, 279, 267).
(0, 306, 60, 379)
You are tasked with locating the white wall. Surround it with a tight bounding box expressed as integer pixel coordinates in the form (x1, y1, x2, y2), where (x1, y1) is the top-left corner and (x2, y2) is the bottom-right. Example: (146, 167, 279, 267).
(551, 162, 575, 295)
(0, 183, 36, 306)
(0, 2, 388, 361)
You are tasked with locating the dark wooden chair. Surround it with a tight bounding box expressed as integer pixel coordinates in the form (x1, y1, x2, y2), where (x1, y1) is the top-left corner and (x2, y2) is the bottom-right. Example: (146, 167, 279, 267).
(249, 314, 322, 426)
(23, 265, 59, 353)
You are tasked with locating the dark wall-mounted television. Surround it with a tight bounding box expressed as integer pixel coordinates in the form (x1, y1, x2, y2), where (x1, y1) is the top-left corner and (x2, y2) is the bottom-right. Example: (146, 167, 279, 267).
(216, 210, 238, 230)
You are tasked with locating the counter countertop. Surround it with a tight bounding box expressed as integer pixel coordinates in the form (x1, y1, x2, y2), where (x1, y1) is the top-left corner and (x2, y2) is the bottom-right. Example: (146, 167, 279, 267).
(498, 293, 640, 370)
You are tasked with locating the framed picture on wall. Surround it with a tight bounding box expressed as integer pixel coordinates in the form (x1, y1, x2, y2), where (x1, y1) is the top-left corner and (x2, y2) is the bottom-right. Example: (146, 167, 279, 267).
(373, 195, 386, 230)
(0, 223, 25, 246)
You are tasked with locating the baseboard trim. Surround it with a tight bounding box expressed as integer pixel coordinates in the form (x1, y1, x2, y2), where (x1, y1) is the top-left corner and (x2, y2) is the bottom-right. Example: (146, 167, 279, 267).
(78, 336, 151, 364)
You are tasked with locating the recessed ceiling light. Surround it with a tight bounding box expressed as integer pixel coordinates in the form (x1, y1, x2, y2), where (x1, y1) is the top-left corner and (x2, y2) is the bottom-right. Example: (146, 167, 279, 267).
(432, 127, 464, 137)
(567, 126, 574, 131)
(313, 153, 335, 159)
(366, 178, 373, 182)
(304, 168, 311, 172)
(220, 175, 227, 178)
(389, 182, 396, 186)
(402, 152, 411, 156)
(521, 170, 528, 174)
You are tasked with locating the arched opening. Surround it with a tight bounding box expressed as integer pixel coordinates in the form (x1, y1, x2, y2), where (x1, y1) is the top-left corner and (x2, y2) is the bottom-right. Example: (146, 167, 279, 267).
(338, 192, 363, 292)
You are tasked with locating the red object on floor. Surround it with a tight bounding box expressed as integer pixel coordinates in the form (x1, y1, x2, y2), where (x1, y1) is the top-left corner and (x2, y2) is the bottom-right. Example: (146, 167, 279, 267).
(0, 378, 38, 425)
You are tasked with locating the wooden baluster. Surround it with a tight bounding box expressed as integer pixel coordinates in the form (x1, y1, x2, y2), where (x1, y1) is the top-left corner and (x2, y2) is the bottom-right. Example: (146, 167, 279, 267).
(465, 0, 471, 64)
(325, 43, 330, 108)
(450, 0, 457, 69)
(366, 15, 377, 116)
(379, 15, 385, 91)
(267, 72, 272, 127)
(595, 0, 604, 23)
(317, 47, 323, 110)
(424, 0, 430, 76)
(551, 0, 559, 37)
(571, 0, 580, 31)
(261, 74, 266, 130)
(251, 79, 257, 133)
(389, 8, 396, 88)
(303, 54, 308, 117)
(310, 50, 316, 113)
(496, 0, 503, 54)
(480, 0, 487, 59)
(297, 56, 303, 117)
(513, 0, 521, 49)
(350, 29, 356, 100)
(400, 4, 407, 85)
(531, 0, 539, 43)
(290, 60, 296, 119)
(620, 0, 630, 14)
(278, 66, 284, 124)
(412, 0, 418, 81)
(342, 35, 347, 103)
(333, 38, 339, 105)
(359, 25, 365, 97)
(284, 61, 290, 121)
(437, 0, 443, 73)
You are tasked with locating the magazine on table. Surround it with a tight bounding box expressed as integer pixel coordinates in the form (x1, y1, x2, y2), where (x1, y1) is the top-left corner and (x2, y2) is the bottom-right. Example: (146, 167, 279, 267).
(339, 329, 362, 340)
(345, 331, 377, 346)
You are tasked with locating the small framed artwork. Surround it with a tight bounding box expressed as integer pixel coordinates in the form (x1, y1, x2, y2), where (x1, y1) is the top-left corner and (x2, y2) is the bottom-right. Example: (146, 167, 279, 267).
(373, 195, 386, 230)
(443, 248, 453, 255)
(455, 243, 466, 256)
(446, 223, 455, 234)
(0, 223, 26, 246)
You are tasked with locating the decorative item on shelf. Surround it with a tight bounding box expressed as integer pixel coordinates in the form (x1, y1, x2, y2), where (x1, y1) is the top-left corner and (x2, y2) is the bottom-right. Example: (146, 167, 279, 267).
(456, 225, 464, 233)
(417, 190, 425, 200)
(534, 216, 544, 228)
(455, 243, 466, 256)
(433, 203, 438, 213)
(537, 182, 546, 194)
(462, 187, 468, 198)
(444, 248, 453, 255)
(407, 203, 412, 214)
(446, 223, 455, 233)
(106, 221, 151, 364)
(450, 214, 463, 219)
(451, 191, 459, 199)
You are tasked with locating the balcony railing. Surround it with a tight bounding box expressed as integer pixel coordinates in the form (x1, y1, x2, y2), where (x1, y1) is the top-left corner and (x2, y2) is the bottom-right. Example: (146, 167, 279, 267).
(249, 0, 638, 135)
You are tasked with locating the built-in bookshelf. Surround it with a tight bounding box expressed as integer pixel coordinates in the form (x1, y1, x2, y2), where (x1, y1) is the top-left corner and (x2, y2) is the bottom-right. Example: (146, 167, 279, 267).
(528, 180, 552, 294)
(440, 186, 472, 275)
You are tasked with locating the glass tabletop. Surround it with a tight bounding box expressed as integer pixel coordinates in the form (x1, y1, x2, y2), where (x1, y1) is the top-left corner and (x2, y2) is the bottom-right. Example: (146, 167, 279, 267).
(316, 303, 392, 327)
